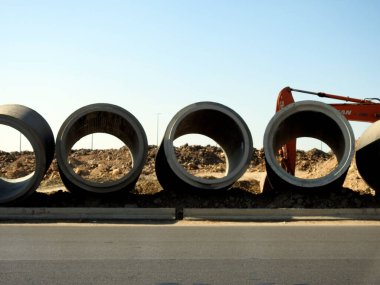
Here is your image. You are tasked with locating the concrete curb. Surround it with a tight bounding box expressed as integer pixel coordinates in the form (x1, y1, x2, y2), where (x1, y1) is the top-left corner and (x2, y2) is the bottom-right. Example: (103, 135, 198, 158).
(183, 208, 380, 221)
(0, 208, 176, 221)
(0, 208, 379, 222)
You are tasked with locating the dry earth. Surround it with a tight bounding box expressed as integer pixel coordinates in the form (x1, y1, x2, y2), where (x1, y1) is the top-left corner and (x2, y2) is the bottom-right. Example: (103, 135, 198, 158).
(0, 145, 378, 208)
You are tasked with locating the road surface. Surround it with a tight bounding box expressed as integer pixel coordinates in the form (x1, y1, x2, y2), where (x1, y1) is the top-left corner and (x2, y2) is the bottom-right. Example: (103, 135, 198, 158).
(0, 221, 379, 284)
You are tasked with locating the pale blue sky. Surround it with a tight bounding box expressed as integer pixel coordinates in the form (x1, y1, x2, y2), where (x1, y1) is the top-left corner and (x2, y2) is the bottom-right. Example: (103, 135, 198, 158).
(1, 0, 380, 151)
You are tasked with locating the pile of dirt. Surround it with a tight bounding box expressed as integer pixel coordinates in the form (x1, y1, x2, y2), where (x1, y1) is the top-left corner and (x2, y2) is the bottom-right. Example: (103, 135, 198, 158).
(0, 151, 35, 179)
(0, 145, 266, 183)
(296, 148, 333, 172)
(0, 145, 378, 208)
(66, 147, 132, 182)
(175, 144, 226, 173)
(294, 148, 339, 179)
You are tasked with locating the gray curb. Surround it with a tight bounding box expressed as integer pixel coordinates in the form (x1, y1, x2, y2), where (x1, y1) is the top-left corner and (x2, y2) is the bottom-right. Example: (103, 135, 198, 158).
(0, 208, 176, 221)
(183, 208, 380, 221)
(0, 208, 380, 222)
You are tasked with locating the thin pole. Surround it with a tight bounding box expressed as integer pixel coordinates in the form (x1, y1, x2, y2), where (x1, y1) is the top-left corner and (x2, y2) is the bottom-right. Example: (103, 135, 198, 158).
(156, 113, 161, 146)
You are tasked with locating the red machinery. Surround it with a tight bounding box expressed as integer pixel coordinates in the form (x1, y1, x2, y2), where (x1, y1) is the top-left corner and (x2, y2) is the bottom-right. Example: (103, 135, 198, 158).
(276, 87, 380, 175)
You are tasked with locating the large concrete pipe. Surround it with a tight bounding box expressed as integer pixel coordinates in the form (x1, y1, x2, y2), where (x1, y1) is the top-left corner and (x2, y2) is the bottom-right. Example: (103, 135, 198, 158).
(155, 101, 253, 192)
(264, 100, 355, 192)
(56, 103, 148, 194)
(356, 120, 380, 191)
(0, 104, 55, 204)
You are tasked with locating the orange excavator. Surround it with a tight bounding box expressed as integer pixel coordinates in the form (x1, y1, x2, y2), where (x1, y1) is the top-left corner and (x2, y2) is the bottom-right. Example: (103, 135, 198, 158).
(276, 87, 380, 175)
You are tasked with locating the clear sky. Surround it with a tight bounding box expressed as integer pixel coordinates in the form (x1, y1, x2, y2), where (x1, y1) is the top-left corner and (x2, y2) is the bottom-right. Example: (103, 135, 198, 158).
(1, 0, 380, 151)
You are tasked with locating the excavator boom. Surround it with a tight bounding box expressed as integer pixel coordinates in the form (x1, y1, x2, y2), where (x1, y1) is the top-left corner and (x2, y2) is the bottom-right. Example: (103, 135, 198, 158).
(330, 103, 380, 123)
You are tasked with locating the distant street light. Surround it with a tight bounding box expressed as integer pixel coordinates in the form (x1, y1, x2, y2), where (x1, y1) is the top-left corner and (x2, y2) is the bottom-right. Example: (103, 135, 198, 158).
(156, 113, 161, 146)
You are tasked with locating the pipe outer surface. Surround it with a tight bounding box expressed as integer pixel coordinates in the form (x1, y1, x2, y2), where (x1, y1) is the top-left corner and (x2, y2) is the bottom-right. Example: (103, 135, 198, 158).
(0, 104, 55, 204)
(155, 101, 253, 192)
(56, 103, 148, 194)
(355, 120, 380, 191)
(263, 100, 355, 192)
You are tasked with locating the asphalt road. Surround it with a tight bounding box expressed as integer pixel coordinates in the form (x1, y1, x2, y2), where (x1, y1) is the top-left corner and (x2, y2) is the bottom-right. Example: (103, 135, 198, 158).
(0, 222, 380, 285)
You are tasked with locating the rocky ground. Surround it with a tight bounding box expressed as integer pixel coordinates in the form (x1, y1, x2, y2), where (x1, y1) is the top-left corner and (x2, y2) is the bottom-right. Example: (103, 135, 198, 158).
(0, 145, 378, 208)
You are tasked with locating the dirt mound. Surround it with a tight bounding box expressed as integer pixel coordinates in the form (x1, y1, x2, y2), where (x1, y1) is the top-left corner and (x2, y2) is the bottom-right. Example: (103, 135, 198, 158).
(0, 151, 35, 179)
(249, 148, 266, 171)
(67, 147, 132, 182)
(1, 145, 378, 208)
(296, 148, 333, 172)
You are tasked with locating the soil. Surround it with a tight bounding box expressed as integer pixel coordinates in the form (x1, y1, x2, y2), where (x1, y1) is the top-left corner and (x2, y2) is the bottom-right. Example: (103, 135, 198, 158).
(0, 146, 378, 208)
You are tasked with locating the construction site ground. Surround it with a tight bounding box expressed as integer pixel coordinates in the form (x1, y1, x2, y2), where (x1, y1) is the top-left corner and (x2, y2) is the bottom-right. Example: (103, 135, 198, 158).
(0, 145, 379, 208)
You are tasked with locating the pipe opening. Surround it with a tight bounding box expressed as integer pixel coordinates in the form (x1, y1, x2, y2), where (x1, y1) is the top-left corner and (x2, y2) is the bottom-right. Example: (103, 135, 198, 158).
(0, 125, 36, 182)
(278, 137, 337, 179)
(173, 134, 227, 180)
(0, 125, 38, 202)
(69, 133, 133, 183)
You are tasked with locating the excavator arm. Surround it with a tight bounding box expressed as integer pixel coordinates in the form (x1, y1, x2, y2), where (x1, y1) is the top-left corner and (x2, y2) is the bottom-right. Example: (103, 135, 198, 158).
(275, 87, 380, 175)
(275, 87, 296, 175)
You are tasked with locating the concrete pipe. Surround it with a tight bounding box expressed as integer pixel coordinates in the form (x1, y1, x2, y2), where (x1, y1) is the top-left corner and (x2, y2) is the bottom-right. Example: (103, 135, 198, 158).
(155, 101, 253, 192)
(56, 103, 148, 194)
(0, 104, 55, 204)
(263, 100, 355, 192)
(356, 120, 380, 191)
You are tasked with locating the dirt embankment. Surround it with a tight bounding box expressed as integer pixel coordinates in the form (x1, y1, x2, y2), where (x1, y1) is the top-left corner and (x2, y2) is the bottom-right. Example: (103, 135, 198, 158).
(0, 146, 378, 208)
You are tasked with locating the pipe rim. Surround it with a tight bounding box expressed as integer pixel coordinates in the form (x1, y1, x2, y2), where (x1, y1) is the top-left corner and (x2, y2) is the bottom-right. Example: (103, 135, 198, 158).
(0, 105, 51, 203)
(56, 103, 147, 193)
(162, 101, 252, 190)
(264, 100, 355, 189)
